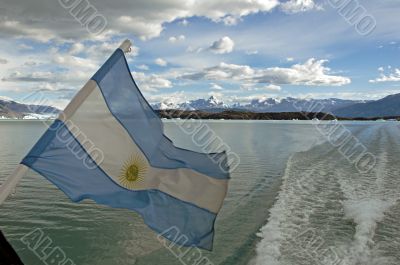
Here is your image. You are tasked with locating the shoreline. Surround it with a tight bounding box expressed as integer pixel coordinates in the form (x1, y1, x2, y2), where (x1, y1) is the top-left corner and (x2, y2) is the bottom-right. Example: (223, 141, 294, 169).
(2, 110, 400, 122)
(157, 110, 400, 121)
(0, 119, 397, 123)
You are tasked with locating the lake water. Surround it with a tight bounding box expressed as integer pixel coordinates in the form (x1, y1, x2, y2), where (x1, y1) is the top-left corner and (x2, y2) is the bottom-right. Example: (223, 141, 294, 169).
(0, 120, 399, 265)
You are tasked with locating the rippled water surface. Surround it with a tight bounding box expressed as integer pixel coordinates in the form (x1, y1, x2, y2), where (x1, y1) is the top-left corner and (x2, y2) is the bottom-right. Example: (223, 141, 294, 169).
(0, 120, 399, 265)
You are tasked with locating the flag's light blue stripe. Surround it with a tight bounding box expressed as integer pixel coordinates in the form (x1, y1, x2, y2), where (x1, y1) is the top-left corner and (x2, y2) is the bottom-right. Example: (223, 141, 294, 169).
(91, 49, 230, 180)
(21, 120, 216, 250)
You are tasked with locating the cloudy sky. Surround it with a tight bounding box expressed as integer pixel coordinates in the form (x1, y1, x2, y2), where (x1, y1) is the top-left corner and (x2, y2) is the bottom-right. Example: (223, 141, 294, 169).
(0, 0, 399, 108)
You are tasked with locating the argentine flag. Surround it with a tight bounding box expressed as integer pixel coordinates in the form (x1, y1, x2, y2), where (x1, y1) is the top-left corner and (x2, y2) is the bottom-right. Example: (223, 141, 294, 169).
(21, 42, 230, 250)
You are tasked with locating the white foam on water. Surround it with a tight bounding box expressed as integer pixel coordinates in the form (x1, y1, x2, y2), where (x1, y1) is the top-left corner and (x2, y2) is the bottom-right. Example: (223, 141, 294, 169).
(334, 126, 400, 265)
(253, 156, 293, 265)
(252, 135, 330, 265)
(253, 124, 400, 265)
(341, 199, 396, 265)
(253, 150, 331, 265)
(338, 147, 399, 265)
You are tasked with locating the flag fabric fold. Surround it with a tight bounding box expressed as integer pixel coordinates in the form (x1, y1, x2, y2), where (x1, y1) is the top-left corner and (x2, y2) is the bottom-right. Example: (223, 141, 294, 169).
(21, 47, 230, 250)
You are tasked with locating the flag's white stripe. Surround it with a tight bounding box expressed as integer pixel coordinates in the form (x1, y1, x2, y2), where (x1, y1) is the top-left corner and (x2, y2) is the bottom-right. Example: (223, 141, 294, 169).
(61, 80, 227, 213)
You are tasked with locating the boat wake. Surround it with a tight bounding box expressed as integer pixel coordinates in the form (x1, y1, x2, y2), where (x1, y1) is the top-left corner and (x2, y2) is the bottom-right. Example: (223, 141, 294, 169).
(254, 124, 400, 265)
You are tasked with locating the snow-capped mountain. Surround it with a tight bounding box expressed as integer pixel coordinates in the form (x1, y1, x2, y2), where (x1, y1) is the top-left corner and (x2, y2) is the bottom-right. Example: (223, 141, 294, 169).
(152, 95, 364, 113)
(186, 95, 228, 110)
(152, 95, 228, 111)
(152, 100, 180, 110)
(241, 97, 365, 113)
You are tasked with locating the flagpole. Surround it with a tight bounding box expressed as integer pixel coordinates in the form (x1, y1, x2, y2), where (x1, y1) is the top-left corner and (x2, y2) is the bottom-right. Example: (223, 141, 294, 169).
(119, 39, 132, 53)
(0, 39, 132, 206)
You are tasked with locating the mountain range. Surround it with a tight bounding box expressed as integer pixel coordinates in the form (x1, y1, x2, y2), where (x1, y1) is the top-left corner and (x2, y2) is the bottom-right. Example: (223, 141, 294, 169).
(152, 95, 369, 115)
(1, 93, 399, 119)
(152, 93, 400, 118)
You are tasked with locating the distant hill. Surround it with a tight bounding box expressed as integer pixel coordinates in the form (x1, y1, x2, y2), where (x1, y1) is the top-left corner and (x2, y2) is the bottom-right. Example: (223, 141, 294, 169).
(0, 98, 59, 119)
(0, 104, 23, 119)
(333, 93, 400, 118)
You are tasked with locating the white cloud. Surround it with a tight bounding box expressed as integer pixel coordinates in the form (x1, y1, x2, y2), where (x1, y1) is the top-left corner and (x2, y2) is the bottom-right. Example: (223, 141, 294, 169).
(293, 90, 400, 101)
(255, 58, 351, 86)
(179, 19, 189, 26)
(186, 46, 204, 53)
(221, 15, 242, 26)
(36, 83, 59, 91)
(0, 58, 8, 64)
(1, 69, 91, 86)
(210, 83, 223, 90)
(193, 0, 280, 21)
(132, 72, 172, 92)
(52, 54, 98, 70)
(181, 58, 351, 86)
(168, 35, 186, 43)
(209, 36, 235, 54)
(0, 0, 316, 42)
(260, 84, 282, 91)
(136, 64, 149, 71)
(17, 44, 33, 50)
(85, 40, 139, 58)
(2, 71, 54, 82)
(69, 43, 85, 55)
(280, 0, 318, 14)
(0, 40, 141, 95)
(369, 67, 400, 83)
(155, 58, 168, 67)
(286, 57, 294, 62)
(241, 84, 282, 91)
(145, 91, 189, 104)
(0, 19, 55, 42)
(116, 16, 165, 41)
(240, 83, 255, 91)
(207, 91, 224, 98)
(182, 62, 254, 81)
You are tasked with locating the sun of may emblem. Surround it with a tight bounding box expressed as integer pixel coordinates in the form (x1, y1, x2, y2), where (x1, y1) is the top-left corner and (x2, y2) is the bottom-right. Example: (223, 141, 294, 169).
(119, 155, 148, 189)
